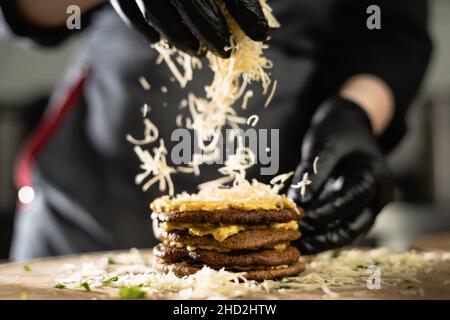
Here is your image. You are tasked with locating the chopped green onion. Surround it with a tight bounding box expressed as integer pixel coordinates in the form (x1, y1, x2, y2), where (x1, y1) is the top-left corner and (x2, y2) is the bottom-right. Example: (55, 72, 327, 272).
(81, 282, 91, 291)
(400, 279, 414, 285)
(119, 286, 147, 299)
(102, 276, 119, 285)
(330, 250, 341, 259)
(54, 283, 66, 289)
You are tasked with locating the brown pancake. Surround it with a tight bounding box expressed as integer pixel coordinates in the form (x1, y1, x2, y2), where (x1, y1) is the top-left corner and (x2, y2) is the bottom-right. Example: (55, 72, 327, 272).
(151, 207, 303, 225)
(154, 259, 305, 281)
(155, 228, 301, 250)
(243, 261, 305, 281)
(153, 244, 300, 267)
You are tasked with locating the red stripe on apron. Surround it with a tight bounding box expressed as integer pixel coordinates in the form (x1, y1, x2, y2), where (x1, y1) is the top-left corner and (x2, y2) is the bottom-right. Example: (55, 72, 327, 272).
(14, 67, 92, 198)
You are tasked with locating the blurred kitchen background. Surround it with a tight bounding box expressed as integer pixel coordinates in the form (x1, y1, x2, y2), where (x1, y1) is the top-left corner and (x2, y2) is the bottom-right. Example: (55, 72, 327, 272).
(1, 1, 450, 261)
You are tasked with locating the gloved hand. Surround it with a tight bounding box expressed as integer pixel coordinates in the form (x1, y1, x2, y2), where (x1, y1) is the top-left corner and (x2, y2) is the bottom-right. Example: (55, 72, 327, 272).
(110, 0, 269, 58)
(288, 97, 393, 255)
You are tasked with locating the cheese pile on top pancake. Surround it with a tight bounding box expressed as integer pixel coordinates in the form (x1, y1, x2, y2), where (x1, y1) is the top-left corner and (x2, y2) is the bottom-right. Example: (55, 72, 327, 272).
(151, 181, 305, 281)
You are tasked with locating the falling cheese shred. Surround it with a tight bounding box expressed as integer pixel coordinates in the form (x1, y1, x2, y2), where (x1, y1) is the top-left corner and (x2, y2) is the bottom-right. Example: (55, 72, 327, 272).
(246, 114, 259, 127)
(313, 156, 319, 175)
(264, 80, 278, 108)
(128, 0, 285, 197)
(134, 140, 176, 196)
(139, 76, 151, 91)
(126, 118, 159, 146)
(292, 172, 312, 199)
(150, 0, 280, 183)
(153, 43, 202, 89)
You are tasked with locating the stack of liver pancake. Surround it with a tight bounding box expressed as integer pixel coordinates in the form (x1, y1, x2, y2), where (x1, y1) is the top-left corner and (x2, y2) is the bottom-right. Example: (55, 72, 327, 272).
(151, 196, 305, 280)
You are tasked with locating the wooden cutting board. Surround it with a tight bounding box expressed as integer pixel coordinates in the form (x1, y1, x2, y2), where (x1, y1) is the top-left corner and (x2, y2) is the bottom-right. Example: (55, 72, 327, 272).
(412, 233, 450, 252)
(0, 250, 449, 300)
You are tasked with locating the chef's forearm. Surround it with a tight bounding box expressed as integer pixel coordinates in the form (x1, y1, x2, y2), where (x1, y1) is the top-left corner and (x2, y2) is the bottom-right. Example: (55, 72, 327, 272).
(16, 0, 106, 27)
(339, 74, 394, 136)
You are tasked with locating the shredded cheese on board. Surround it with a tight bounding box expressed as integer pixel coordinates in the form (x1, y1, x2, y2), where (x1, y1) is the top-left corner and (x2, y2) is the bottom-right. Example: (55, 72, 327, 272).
(53, 248, 449, 300)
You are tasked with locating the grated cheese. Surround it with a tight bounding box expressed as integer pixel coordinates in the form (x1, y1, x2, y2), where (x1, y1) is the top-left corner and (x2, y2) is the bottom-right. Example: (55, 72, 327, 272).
(151, 176, 298, 213)
(128, 1, 289, 197)
(292, 172, 312, 199)
(141, 103, 150, 117)
(241, 90, 254, 110)
(126, 118, 159, 146)
(175, 114, 183, 128)
(260, 248, 448, 292)
(134, 140, 176, 196)
(152, 0, 280, 181)
(138, 76, 151, 91)
(269, 171, 293, 193)
(153, 43, 202, 89)
(179, 99, 188, 109)
(246, 115, 259, 127)
(313, 156, 319, 175)
(264, 80, 278, 108)
(54, 248, 449, 299)
(321, 285, 340, 299)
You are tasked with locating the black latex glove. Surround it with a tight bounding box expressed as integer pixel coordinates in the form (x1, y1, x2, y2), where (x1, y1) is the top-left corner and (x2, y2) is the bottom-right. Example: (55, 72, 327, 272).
(288, 97, 393, 255)
(110, 0, 269, 58)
